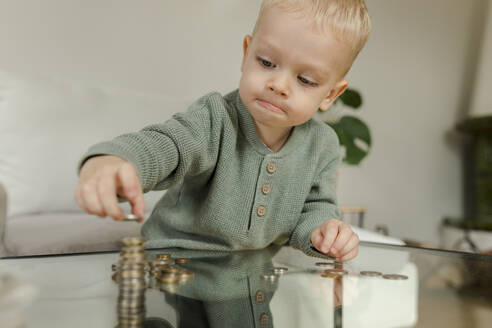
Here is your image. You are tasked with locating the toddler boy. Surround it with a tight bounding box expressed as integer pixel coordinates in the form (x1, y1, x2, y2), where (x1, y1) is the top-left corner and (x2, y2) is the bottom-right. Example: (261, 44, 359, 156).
(76, 0, 371, 261)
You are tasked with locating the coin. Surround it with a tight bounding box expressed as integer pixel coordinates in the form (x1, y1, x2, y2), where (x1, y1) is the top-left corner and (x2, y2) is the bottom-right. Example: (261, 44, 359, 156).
(321, 272, 343, 279)
(121, 236, 147, 246)
(360, 271, 382, 277)
(179, 270, 195, 281)
(149, 259, 174, 267)
(123, 214, 142, 222)
(174, 258, 189, 264)
(120, 270, 146, 279)
(272, 267, 288, 274)
(156, 254, 171, 260)
(156, 273, 181, 284)
(160, 265, 182, 274)
(260, 274, 278, 282)
(324, 268, 348, 275)
(315, 262, 335, 267)
(382, 274, 408, 280)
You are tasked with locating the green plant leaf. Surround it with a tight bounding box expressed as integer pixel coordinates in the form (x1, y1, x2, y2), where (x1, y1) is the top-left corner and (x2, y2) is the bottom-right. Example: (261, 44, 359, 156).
(328, 115, 371, 165)
(335, 88, 362, 109)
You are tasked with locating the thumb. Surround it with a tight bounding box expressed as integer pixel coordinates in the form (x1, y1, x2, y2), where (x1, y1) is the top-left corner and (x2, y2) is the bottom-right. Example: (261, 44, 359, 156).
(311, 228, 323, 251)
(117, 163, 145, 219)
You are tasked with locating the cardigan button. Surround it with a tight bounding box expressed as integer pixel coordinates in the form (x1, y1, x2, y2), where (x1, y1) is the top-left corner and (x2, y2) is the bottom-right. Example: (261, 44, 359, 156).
(257, 206, 266, 217)
(260, 313, 269, 325)
(256, 290, 265, 303)
(261, 184, 271, 195)
(266, 162, 276, 174)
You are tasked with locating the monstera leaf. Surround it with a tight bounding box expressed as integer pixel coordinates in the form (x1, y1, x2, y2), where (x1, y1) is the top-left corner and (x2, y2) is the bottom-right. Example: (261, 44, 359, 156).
(335, 88, 362, 109)
(327, 115, 371, 166)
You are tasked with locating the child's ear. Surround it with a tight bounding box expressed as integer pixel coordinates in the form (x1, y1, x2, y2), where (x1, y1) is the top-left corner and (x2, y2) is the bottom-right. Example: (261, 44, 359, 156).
(319, 80, 349, 111)
(241, 35, 252, 73)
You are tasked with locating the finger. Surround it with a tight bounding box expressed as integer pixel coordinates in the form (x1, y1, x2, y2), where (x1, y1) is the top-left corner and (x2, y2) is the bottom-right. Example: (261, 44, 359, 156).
(98, 174, 124, 220)
(310, 228, 323, 251)
(338, 246, 358, 262)
(74, 186, 89, 213)
(117, 163, 145, 218)
(79, 182, 106, 218)
(319, 220, 339, 253)
(329, 223, 353, 256)
(339, 233, 359, 258)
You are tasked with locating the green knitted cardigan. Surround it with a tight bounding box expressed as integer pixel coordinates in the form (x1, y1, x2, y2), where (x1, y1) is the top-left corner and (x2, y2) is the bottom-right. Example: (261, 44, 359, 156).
(80, 89, 340, 256)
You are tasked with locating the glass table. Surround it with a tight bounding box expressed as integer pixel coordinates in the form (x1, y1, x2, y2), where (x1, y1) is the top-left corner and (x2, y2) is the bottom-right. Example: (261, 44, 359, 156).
(0, 241, 491, 328)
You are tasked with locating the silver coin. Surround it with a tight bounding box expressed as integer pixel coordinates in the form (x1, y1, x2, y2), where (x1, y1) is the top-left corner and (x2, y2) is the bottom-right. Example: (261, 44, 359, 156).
(272, 267, 288, 274)
(360, 271, 382, 277)
(382, 274, 408, 280)
(123, 214, 142, 221)
(121, 236, 147, 246)
(260, 274, 279, 282)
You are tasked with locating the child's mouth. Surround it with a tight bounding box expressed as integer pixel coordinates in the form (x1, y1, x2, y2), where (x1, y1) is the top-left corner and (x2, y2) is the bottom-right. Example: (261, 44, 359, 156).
(257, 99, 285, 114)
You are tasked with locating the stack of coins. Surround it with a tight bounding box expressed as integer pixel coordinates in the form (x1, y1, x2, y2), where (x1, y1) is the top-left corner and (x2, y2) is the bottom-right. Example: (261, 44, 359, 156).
(116, 237, 147, 328)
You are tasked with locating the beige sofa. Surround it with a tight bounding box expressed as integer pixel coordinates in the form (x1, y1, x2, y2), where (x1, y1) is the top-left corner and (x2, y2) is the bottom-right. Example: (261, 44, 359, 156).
(0, 70, 403, 258)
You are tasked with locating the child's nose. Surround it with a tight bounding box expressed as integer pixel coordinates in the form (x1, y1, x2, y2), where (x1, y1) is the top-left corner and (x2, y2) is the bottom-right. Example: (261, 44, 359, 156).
(267, 72, 290, 97)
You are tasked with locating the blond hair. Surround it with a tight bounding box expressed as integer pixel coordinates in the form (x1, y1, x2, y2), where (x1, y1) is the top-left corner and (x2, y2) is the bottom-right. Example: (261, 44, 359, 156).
(253, 0, 371, 71)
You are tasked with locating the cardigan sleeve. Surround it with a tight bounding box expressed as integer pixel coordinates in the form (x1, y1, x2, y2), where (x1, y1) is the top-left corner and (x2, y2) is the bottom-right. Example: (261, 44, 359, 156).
(288, 150, 341, 257)
(78, 92, 226, 193)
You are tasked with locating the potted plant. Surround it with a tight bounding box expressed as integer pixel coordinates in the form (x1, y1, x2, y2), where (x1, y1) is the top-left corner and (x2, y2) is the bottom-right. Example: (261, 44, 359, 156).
(321, 88, 371, 165)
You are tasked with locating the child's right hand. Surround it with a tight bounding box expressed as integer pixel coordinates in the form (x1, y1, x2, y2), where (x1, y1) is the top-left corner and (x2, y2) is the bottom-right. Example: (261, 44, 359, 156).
(75, 155, 145, 221)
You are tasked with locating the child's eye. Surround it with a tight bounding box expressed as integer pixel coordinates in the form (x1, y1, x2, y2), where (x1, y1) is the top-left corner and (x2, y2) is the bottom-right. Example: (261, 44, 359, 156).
(298, 76, 317, 87)
(257, 57, 274, 68)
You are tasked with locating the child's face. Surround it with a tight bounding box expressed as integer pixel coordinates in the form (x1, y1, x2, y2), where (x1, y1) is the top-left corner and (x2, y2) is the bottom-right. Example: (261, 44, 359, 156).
(239, 6, 352, 130)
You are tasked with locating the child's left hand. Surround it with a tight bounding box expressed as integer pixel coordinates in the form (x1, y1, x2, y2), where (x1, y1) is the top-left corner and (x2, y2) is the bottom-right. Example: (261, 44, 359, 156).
(310, 219, 359, 261)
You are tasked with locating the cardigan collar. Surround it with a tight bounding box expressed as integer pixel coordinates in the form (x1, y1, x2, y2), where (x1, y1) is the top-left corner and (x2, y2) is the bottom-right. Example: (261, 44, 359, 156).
(228, 89, 308, 157)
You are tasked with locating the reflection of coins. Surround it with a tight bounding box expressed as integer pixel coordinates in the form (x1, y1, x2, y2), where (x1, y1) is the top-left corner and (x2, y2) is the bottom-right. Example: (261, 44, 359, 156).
(360, 271, 382, 277)
(382, 274, 408, 280)
(174, 258, 189, 264)
(316, 262, 335, 267)
(161, 265, 182, 275)
(272, 267, 288, 274)
(324, 269, 348, 275)
(156, 273, 181, 284)
(120, 270, 145, 279)
(260, 274, 279, 282)
(180, 270, 195, 281)
(321, 272, 343, 279)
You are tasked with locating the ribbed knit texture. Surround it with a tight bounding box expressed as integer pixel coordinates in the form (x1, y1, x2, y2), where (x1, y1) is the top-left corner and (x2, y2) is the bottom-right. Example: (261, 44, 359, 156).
(81, 89, 340, 256)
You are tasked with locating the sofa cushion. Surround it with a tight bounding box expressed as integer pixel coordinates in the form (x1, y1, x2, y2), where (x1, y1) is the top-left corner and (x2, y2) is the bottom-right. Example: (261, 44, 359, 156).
(3, 212, 143, 256)
(0, 69, 190, 218)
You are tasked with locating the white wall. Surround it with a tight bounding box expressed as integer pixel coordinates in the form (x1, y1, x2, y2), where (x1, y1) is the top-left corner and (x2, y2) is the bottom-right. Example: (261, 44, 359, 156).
(0, 0, 488, 244)
(470, 1, 492, 117)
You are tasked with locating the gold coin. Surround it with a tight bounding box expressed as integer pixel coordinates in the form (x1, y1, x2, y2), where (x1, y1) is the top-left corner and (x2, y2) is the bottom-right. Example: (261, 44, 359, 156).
(315, 262, 335, 267)
(121, 236, 147, 246)
(149, 259, 174, 267)
(174, 258, 189, 264)
(156, 254, 171, 260)
(160, 265, 182, 274)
